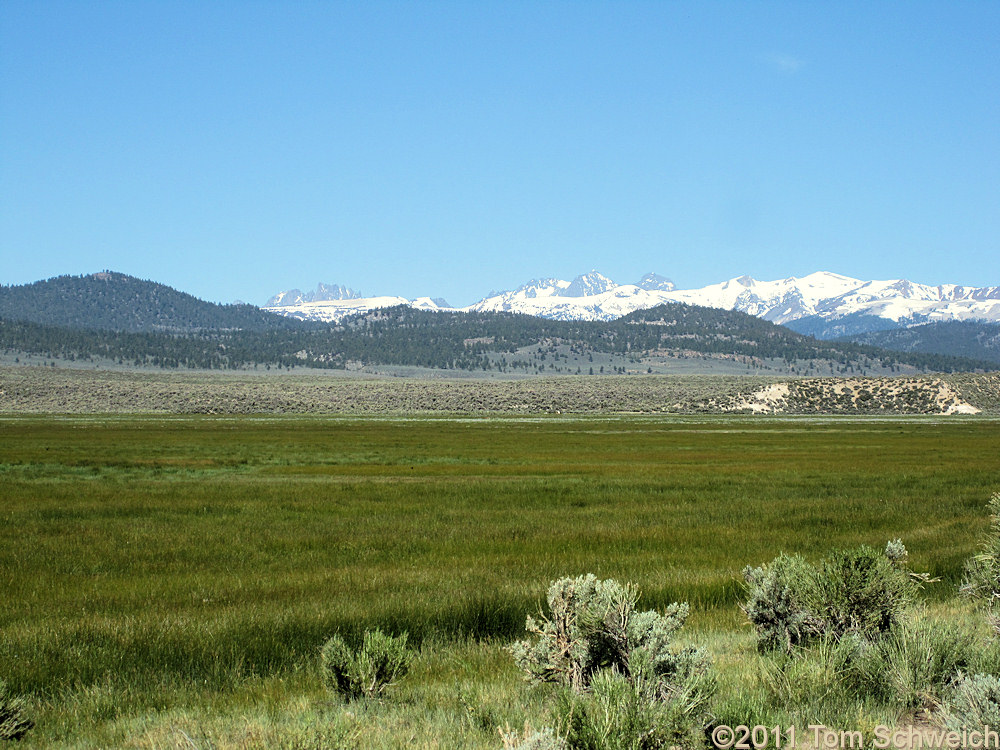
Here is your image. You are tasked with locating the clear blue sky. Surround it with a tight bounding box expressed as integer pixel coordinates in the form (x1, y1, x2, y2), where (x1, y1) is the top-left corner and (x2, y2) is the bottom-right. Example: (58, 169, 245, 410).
(1, 1, 997, 306)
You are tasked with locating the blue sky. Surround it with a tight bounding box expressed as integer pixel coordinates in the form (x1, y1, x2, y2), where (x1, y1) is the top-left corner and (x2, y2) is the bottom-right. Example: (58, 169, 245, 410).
(1, 1, 997, 306)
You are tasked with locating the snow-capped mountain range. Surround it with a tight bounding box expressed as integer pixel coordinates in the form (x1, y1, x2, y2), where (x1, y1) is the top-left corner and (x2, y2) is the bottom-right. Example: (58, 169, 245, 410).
(266, 282, 362, 307)
(264, 271, 1000, 337)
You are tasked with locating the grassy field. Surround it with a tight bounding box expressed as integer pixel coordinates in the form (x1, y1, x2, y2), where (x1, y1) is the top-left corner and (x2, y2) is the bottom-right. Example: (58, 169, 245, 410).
(2, 414, 999, 747)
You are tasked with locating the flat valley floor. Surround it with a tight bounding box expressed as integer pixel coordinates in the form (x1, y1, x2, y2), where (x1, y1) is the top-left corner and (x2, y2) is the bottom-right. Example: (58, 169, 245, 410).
(3, 414, 999, 747)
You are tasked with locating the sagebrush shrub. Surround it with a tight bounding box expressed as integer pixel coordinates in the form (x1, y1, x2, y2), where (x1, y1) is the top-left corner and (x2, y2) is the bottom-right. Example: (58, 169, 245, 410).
(961, 493, 1000, 633)
(499, 725, 568, 750)
(509, 575, 707, 695)
(743, 542, 915, 652)
(742, 553, 825, 653)
(884, 538, 908, 566)
(944, 673, 1000, 730)
(815, 544, 915, 640)
(510, 575, 634, 691)
(320, 629, 413, 701)
(0, 680, 33, 742)
(510, 574, 714, 749)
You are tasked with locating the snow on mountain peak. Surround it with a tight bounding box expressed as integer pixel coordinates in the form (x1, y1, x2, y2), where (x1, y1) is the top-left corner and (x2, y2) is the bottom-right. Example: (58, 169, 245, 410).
(263, 270, 1000, 329)
(564, 270, 618, 297)
(313, 282, 362, 302)
(266, 289, 305, 307)
(637, 272, 676, 292)
(513, 277, 569, 299)
(267, 282, 361, 307)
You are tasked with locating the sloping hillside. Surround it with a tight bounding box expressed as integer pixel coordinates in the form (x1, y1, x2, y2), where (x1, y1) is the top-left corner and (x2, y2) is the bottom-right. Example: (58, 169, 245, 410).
(2, 300, 997, 375)
(708, 377, 983, 414)
(844, 320, 1000, 363)
(0, 272, 302, 332)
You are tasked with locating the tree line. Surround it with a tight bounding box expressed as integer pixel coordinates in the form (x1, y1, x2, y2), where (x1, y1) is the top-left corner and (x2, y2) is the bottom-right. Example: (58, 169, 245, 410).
(1, 305, 994, 374)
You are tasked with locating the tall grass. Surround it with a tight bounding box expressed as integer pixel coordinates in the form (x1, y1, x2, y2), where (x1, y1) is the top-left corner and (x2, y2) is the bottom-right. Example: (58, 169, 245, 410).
(1, 415, 997, 745)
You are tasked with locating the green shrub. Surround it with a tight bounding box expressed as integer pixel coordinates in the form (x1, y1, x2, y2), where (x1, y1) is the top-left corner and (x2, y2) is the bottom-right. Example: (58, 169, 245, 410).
(510, 575, 638, 691)
(943, 673, 1000, 730)
(499, 725, 569, 750)
(509, 575, 707, 695)
(743, 542, 916, 652)
(884, 538, 908, 565)
(556, 669, 709, 750)
(961, 492, 1000, 633)
(0, 680, 33, 742)
(741, 541, 963, 730)
(320, 628, 413, 701)
(838, 618, 976, 708)
(742, 553, 825, 653)
(510, 575, 714, 749)
(815, 544, 915, 640)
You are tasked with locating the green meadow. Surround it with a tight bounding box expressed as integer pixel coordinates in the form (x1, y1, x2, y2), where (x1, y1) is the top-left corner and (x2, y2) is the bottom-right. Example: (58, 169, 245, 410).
(2, 414, 999, 747)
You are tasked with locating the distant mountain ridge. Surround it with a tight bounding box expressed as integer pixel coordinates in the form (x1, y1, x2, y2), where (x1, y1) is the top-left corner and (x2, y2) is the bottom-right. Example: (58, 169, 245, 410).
(843, 320, 1000, 364)
(0, 272, 991, 375)
(0, 272, 302, 332)
(3, 270, 998, 370)
(264, 270, 1000, 334)
(4, 299, 994, 375)
(266, 282, 362, 307)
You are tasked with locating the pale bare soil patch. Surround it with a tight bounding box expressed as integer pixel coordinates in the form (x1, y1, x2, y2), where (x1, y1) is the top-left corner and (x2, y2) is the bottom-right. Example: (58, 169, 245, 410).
(719, 376, 985, 415)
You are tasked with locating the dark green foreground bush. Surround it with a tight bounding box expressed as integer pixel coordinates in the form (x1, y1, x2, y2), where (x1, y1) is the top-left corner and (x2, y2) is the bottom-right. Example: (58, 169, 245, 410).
(509, 574, 714, 749)
(320, 628, 413, 701)
(742, 541, 918, 653)
(961, 492, 1000, 634)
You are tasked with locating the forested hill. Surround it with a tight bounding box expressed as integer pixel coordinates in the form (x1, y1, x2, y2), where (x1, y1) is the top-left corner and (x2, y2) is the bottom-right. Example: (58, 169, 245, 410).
(2, 303, 995, 374)
(335, 305, 989, 371)
(0, 272, 304, 332)
(622, 303, 814, 341)
(843, 320, 1000, 364)
(342, 304, 844, 363)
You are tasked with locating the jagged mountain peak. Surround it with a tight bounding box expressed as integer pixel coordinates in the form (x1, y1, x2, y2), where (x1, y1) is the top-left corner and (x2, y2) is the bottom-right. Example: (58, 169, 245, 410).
(313, 282, 362, 301)
(262, 270, 1000, 331)
(637, 272, 676, 292)
(513, 277, 568, 297)
(266, 288, 305, 307)
(266, 282, 362, 307)
(564, 270, 617, 297)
